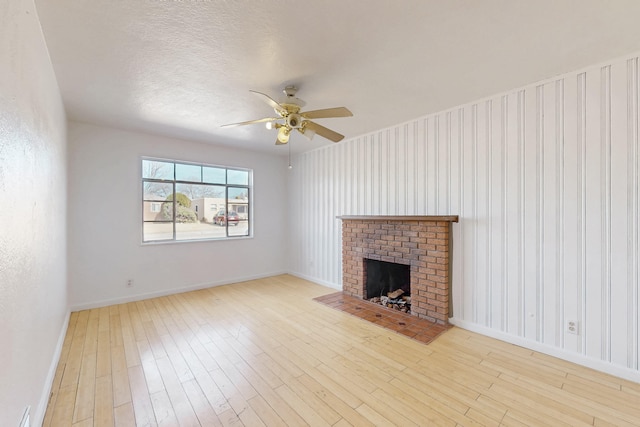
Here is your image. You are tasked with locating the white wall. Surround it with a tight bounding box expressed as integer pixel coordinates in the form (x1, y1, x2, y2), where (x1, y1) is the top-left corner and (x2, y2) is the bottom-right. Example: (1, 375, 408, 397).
(289, 52, 640, 382)
(67, 121, 289, 309)
(0, 0, 69, 425)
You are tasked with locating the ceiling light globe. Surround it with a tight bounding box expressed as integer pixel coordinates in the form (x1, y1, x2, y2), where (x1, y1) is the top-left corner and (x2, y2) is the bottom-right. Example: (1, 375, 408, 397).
(277, 126, 290, 143)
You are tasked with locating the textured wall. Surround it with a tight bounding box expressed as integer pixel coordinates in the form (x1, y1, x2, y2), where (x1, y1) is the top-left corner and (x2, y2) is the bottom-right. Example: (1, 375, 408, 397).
(0, 0, 68, 424)
(67, 122, 289, 309)
(289, 53, 640, 380)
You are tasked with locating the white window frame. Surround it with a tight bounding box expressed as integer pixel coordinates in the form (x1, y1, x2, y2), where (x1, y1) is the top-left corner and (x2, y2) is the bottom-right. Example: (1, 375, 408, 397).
(142, 157, 252, 243)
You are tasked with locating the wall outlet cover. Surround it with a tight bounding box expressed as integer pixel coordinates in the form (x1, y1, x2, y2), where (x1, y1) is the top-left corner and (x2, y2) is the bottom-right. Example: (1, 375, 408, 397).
(566, 320, 579, 335)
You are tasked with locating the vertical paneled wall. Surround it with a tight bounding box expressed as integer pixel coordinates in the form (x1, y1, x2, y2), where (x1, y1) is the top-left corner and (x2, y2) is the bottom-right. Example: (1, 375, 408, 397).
(288, 53, 640, 375)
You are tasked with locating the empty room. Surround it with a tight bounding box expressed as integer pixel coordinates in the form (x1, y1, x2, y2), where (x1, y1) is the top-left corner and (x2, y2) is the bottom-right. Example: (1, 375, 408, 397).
(3, 0, 640, 426)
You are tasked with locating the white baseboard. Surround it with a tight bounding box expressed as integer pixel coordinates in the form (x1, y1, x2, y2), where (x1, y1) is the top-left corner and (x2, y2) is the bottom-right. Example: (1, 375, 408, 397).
(69, 271, 287, 311)
(287, 271, 341, 290)
(34, 310, 71, 427)
(449, 317, 640, 385)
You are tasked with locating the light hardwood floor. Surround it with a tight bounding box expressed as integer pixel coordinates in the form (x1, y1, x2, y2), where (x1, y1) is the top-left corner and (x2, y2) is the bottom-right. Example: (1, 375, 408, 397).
(44, 275, 640, 426)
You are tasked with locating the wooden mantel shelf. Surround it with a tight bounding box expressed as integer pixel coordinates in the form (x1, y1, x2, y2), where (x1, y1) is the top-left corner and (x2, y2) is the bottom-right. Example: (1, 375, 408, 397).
(337, 215, 459, 222)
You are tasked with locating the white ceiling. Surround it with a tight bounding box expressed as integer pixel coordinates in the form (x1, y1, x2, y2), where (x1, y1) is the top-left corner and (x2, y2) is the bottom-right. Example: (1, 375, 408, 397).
(35, 0, 640, 155)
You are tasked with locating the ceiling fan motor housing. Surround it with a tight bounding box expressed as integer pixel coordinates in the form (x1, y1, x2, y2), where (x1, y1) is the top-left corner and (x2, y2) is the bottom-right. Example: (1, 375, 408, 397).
(286, 113, 303, 129)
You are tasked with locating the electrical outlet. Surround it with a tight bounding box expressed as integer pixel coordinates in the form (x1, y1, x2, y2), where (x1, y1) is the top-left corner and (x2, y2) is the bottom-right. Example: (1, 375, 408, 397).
(566, 320, 579, 335)
(126, 279, 133, 287)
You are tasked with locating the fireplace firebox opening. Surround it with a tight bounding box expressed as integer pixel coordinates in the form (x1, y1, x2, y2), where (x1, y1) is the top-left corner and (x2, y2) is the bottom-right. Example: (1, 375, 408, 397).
(365, 258, 411, 313)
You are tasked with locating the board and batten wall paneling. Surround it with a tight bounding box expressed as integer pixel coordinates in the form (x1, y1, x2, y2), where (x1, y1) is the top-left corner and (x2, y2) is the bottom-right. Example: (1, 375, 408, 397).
(288, 52, 640, 380)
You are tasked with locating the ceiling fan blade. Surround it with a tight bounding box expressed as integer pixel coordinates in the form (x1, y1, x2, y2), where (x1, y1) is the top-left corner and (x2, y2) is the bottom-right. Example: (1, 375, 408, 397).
(301, 107, 353, 119)
(249, 90, 287, 115)
(221, 117, 279, 127)
(304, 120, 345, 143)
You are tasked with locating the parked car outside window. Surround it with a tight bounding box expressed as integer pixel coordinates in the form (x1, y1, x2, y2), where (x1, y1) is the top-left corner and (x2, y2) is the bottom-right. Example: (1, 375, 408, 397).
(213, 209, 239, 226)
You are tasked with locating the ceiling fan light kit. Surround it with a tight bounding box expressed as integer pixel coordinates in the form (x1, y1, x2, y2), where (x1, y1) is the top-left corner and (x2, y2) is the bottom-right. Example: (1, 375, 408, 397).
(277, 126, 290, 144)
(300, 126, 315, 141)
(222, 85, 353, 145)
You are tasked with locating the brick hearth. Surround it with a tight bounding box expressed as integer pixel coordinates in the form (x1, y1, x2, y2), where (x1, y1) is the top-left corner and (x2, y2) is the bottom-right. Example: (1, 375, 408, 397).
(338, 215, 458, 324)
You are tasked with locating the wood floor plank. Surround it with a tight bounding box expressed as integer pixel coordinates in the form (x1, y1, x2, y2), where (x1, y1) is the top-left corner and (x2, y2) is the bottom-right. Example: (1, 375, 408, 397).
(119, 304, 141, 368)
(246, 395, 286, 427)
(486, 381, 594, 426)
(216, 408, 243, 427)
(72, 350, 96, 423)
(109, 310, 124, 348)
(43, 347, 71, 427)
(181, 379, 223, 427)
(49, 385, 77, 427)
(236, 404, 267, 427)
(113, 402, 136, 427)
(304, 366, 363, 409)
(495, 368, 640, 426)
(207, 367, 251, 416)
(44, 275, 640, 427)
(150, 389, 179, 427)
(128, 365, 157, 426)
(282, 375, 342, 425)
(139, 341, 165, 395)
(185, 334, 220, 372)
(83, 309, 100, 355)
(111, 349, 132, 407)
(274, 383, 332, 427)
(296, 373, 376, 427)
(233, 356, 309, 426)
(355, 403, 399, 427)
(72, 418, 93, 427)
(59, 311, 89, 389)
(158, 333, 195, 383)
(96, 329, 111, 378)
(370, 383, 465, 426)
(93, 375, 114, 427)
(155, 356, 201, 426)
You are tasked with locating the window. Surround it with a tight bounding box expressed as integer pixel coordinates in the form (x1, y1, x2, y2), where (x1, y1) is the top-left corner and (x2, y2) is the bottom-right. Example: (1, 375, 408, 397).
(142, 158, 251, 242)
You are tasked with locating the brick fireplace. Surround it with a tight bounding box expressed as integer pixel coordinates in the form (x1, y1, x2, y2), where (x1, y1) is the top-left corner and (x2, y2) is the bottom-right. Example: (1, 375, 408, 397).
(338, 216, 458, 325)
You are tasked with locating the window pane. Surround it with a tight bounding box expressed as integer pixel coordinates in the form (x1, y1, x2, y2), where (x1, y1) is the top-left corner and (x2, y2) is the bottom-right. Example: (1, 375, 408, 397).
(176, 163, 202, 182)
(144, 181, 172, 200)
(143, 222, 173, 241)
(157, 201, 174, 220)
(177, 184, 225, 223)
(227, 186, 249, 220)
(228, 187, 249, 201)
(227, 169, 249, 185)
(203, 166, 226, 184)
(143, 202, 171, 221)
(227, 220, 249, 237)
(176, 183, 224, 201)
(176, 222, 226, 240)
(143, 160, 174, 180)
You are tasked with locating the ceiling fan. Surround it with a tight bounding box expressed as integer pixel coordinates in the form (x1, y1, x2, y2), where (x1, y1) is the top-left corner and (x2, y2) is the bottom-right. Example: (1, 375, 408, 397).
(221, 85, 353, 145)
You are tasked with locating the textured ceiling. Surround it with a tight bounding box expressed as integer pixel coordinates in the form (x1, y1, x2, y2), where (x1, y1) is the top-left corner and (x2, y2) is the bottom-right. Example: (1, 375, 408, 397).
(35, 0, 640, 155)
